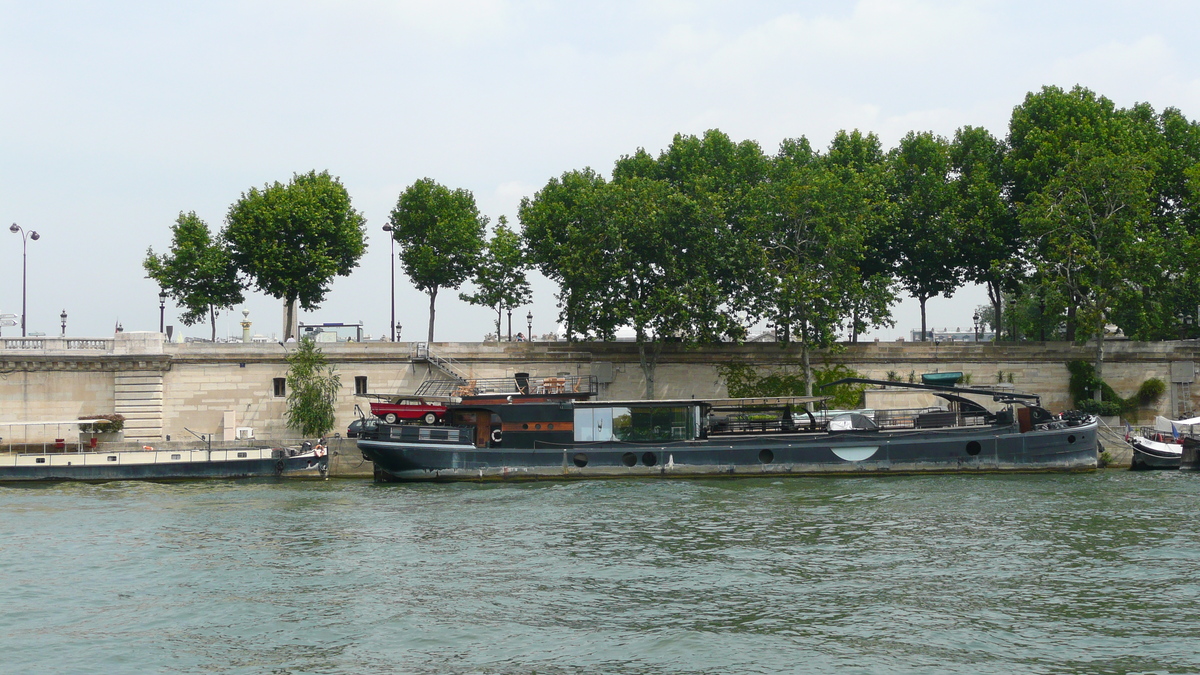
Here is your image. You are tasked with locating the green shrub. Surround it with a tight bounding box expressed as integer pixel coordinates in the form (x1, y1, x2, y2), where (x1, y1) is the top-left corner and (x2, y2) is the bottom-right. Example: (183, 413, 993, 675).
(1076, 398, 1124, 417)
(79, 414, 125, 433)
(1135, 378, 1166, 406)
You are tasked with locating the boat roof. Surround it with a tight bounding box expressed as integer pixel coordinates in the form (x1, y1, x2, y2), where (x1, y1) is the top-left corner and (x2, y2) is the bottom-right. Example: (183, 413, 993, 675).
(354, 393, 457, 403)
(0, 419, 114, 427)
(822, 377, 1041, 405)
(576, 396, 827, 408)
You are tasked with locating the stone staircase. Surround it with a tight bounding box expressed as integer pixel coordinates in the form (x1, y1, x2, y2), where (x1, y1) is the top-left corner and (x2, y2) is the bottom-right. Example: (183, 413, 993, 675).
(114, 372, 164, 441)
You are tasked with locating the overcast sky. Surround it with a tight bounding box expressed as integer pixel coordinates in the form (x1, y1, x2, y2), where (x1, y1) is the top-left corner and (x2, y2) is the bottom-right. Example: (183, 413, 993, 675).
(3, 0, 1199, 342)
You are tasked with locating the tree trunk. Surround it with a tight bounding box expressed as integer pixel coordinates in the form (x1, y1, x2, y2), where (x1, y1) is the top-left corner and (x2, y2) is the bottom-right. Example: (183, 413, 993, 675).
(801, 341, 813, 398)
(850, 309, 859, 344)
(283, 296, 298, 341)
(919, 295, 929, 341)
(209, 304, 217, 342)
(426, 286, 438, 343)
(987, 280, 1002, 342)
(1065, 303, 1077, 342)
(636, 334, 661, 400)
(495, 307, 502, 340)
(1094, 312, 1106, 402)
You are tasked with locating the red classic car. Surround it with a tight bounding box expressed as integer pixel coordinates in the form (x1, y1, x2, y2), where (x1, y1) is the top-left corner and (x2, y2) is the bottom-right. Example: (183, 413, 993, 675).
(360, 394, 448, 425)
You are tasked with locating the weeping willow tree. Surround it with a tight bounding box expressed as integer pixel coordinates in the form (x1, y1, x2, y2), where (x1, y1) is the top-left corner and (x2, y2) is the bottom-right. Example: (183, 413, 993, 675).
(285, 337, 341, 438)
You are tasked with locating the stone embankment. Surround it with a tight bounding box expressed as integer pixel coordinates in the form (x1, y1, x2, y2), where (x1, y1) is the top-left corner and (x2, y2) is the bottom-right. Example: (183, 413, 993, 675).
(1, 332, 1196, 474)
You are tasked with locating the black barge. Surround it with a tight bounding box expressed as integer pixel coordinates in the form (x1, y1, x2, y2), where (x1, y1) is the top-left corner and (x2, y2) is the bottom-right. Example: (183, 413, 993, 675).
(356, 375, 1098, 482)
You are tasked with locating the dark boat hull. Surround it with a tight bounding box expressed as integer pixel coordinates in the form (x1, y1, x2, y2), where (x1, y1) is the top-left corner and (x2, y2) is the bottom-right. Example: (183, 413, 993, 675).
(1180, 437, 1200, 471)
(359, 420, 1099, 482)
(1129, 438, 1182, 470)
(0, 449, 328, 483)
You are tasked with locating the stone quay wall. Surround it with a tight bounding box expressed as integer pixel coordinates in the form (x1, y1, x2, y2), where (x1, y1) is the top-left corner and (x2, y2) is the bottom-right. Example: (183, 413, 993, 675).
(2, 332, 1197, 448)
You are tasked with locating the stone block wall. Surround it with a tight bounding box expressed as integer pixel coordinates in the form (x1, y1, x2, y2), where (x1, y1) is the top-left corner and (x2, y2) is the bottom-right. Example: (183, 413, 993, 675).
(2, 336, 1197, 444)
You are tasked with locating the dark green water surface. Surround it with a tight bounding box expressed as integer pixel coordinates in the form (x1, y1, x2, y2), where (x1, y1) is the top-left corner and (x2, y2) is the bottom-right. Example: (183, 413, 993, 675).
(2, 472, 1198, 674)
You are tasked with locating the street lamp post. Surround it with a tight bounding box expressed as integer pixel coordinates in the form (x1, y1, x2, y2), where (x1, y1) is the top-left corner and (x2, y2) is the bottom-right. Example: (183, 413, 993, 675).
(527, 311, 533, 341)
(382, 224, 397, 341)
(973, 312, 980, 342)
(159, 291, 167, 333)
(9, 223, 40, 337)
(60, 309, 66, 337)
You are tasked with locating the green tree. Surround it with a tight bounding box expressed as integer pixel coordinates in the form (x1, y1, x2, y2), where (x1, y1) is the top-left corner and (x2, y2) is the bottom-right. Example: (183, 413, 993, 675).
(1022, 146, 1158, 393)
(284, 336, 340, 438)
(223, 171, 367, 341)
(143, 211, 245, 341)
(389, 178, 487, 343)
(824, 130, 896, 342)
(459, 216, 532, 339)
(885, 131, 963, 340)
(518, 168, 609, 340)
(951, 126, 1020, 340)
(521, 130, 768, 397)
(749, 137, 889, 396)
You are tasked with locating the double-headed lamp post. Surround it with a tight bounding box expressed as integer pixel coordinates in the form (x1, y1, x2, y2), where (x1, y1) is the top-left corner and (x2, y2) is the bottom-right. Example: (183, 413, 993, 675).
(381, 224, 397, 340)
(9, 223, 40, 337)
(159, 291, 167, 333)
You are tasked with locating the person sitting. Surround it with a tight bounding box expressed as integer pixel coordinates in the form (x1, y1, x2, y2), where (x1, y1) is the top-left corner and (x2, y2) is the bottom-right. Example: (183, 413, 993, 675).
(516, 332, 525, 342)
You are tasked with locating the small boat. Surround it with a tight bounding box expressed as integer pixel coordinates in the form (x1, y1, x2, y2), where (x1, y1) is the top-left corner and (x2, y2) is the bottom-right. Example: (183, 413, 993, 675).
(1128, 435, 1182, 470)
(1182, 436, 1200, 471)
(1127, 415, 1200, 470)
(357, 375, 1098, 482)
(0, 442, 329, 483)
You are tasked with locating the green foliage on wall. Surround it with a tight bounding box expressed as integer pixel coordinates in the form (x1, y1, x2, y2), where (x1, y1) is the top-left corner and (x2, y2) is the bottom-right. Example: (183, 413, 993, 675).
(717, 362, 867, 409)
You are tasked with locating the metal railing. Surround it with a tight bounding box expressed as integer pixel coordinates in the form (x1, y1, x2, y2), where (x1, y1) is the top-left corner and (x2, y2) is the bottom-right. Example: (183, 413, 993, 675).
(415, 374, 599, 398)
(411, 342, 470, 383)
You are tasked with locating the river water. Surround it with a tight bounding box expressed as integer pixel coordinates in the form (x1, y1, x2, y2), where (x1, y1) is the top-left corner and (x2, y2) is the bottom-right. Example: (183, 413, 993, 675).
(2, 472, 1198, 674)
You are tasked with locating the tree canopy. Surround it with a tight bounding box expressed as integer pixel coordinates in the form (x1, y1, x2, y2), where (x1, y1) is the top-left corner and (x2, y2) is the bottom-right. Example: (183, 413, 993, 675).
(389, 178, 487, 343)
(459, 216, 532, 339)
(223, 170, 367, 341)
(143, 211, 245, 341)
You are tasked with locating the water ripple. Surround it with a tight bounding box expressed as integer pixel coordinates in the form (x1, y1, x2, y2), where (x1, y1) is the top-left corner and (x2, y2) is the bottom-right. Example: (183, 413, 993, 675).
(2, 473, 1199, 673)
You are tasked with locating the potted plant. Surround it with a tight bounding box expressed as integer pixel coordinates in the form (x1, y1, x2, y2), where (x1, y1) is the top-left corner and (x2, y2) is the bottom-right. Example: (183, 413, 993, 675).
(79, 414, 126, 444)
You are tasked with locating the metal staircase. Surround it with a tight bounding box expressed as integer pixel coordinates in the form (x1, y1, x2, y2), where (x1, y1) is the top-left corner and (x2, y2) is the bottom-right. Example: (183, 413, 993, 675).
(411, 343, 470, 384)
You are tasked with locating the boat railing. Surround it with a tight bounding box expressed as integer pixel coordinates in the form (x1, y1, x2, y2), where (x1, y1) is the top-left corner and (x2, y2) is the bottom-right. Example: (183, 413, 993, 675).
(712, 407, 990, 435)
(415, 374, 599, 398)
(368, 422, 472, 443)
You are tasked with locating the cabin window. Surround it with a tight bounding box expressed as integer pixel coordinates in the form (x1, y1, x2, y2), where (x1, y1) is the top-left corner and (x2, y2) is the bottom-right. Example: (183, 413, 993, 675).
(574, 408, 614, 442)
(576, 406, 696, 442)
(36, 457, 46, 464)
(171, 454, 181, 460)
(107, 456, 117, 462)
(355, 376, 368, 395)
(273, 377, 286, 397)
(237, 452, 248, 458)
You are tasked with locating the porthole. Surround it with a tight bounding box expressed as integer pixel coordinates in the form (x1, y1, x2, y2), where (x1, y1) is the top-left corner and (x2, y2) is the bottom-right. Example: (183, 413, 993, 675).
(573, 453, 588, 468)
(548, 424, 554, 430)
(1067, 435, 1076, 444)
(759, 449, 774, 464)
(966, 441, 982, 456)
(642, 452, 657, 467)
(621, 452, 637, 467)
(535, 424, 542, 430)
(522, 423, 529, 430)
